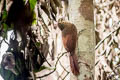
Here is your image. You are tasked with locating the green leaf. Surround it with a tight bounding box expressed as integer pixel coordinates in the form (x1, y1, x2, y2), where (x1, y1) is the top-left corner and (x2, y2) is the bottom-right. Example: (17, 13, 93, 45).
(39, 66, 51, 71)
(3, 23, 8, 39)
(23, 0, 26, 2)
(3, 23, 13, 31)
(32, 12, 37, 25)
(2, 10, 7, 20)
(3, 23, 8, 31)
(35, 42, 41, 47)
(34, 66, 52, 72)
(29, 0, 37, 11)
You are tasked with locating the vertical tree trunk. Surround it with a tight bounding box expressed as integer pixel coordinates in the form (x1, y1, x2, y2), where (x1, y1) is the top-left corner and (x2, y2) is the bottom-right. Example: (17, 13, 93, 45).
(68, 0, 95, 80)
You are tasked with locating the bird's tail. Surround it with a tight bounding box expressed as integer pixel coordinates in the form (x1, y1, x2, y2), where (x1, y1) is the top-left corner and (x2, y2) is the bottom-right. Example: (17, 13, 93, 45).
(69, 52, 80, 76)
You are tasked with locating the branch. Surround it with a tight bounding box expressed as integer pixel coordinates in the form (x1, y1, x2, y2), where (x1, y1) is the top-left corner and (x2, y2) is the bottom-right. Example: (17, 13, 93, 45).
(36, 52, 67, 78)
(58, 60, 70, 80)
(30, 37, 51, 67)
(0, 38, 4, 45)
(78, 28, 86, 38)
(95, 22, 120, 50)
(3, 39, 9, 45)
(38, 4, 50, 33)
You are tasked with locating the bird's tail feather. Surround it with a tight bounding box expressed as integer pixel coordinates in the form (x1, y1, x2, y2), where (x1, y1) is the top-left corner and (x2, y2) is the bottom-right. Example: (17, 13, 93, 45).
(69, 52, 80, 76)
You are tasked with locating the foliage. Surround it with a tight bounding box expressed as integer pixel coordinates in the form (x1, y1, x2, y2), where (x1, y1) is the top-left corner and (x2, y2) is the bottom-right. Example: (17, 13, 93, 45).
(95, 0, 120, 80)
(0, 0, 69, 80)
(29, 0, 37, 11)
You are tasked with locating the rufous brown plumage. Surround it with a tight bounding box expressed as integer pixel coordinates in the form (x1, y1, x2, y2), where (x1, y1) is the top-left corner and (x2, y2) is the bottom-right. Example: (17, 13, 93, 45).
(58, 21, 80, 76)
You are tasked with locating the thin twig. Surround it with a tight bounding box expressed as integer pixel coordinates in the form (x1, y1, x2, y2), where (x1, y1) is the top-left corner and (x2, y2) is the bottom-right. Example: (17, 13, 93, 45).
(3, 39, 9, 45)
(58, 60, 70, 80)
(31, 38, 51, 67)
(95, 23, 120, 49)
(0, 38, 4, 45)
(62, 72, 69, 80)
(38, 4, 50, 33)
(95, 36, 113, 65)
(78, 29, 86, 38)
(78, 60, 92, 71)
(36, 52, 67, 78)
(59, 60, 69, 73)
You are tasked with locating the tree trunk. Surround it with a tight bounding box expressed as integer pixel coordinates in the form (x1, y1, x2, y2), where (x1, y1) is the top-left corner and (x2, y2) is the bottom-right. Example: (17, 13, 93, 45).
(68, 0, 95, 80)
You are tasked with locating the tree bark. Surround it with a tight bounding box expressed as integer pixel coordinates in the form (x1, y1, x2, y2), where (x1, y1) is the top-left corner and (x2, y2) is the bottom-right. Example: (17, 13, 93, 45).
(68, 0, 95, 80)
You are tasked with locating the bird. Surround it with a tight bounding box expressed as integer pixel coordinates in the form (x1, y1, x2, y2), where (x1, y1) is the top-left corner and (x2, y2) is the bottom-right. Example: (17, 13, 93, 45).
(58, 21, 80, 76)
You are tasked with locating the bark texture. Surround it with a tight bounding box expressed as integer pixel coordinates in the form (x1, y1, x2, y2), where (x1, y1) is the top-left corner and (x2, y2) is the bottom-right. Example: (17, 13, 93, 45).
(68, 0, 95, 80)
